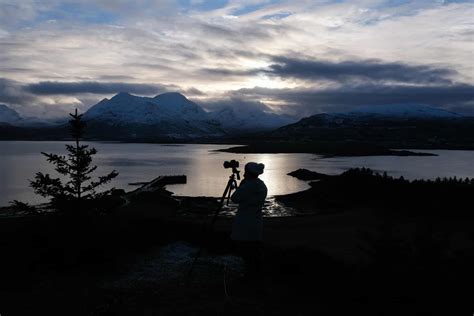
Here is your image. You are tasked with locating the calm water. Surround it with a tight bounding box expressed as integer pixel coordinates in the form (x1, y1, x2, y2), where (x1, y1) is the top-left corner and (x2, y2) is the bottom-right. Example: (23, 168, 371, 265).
(2, 141, 474, 206)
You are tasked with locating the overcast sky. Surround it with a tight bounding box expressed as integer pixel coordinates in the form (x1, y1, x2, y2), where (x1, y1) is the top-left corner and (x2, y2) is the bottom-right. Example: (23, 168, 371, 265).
(1, 0, 473, 118)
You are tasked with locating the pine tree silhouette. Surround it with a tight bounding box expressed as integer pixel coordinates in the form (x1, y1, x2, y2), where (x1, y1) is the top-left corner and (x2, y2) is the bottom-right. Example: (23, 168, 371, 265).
(30, 109, 118, 210)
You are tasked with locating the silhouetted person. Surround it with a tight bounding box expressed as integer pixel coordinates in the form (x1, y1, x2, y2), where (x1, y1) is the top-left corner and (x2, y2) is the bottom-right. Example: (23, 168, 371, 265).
(230, 162, 267, 282)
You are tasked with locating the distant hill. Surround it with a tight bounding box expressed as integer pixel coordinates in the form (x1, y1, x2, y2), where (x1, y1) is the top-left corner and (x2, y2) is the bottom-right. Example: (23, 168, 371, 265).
(269, 104, 474, 149)
(345, 103, 463, 119)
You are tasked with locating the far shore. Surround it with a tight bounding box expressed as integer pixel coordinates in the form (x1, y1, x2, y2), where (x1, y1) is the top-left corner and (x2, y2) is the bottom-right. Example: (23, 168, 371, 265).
(219, 142, 437, 157)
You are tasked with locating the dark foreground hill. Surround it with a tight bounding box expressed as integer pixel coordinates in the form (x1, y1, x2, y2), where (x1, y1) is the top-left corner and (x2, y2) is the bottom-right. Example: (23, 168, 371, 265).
(1, 168, 474, 315)
(268, 113, 474, 150)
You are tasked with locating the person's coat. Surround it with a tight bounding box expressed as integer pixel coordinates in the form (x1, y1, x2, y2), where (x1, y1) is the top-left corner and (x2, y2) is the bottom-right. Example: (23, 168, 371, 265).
(230, 177, 268, 241)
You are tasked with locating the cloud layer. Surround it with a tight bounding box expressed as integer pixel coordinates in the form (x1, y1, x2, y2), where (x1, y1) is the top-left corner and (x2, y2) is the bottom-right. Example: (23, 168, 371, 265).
(265, 57, 458, 85)
(0, 0, 473, 118)
(26, 81, 171, 95)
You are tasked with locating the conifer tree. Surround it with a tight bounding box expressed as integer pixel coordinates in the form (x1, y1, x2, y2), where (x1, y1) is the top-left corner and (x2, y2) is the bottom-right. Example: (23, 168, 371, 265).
(30, 109, 118, 210)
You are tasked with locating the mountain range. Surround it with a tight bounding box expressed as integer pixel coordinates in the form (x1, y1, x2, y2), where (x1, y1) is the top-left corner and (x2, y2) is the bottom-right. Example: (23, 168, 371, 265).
(269, 103, 474, 149)
(2, 95, 474, 148)
(343, 103, 463, 119)
(83, 92, 295, 139)
(0, 92, 295, 140)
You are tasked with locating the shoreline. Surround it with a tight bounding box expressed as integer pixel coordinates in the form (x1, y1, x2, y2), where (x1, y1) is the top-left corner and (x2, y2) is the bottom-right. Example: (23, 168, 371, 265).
(219, 143, 437, 157)
(8, 139, 474, 156)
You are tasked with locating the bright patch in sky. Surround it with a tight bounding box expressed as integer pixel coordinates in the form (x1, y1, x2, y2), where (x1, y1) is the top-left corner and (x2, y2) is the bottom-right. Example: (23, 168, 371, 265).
(0, 0, 473, 118)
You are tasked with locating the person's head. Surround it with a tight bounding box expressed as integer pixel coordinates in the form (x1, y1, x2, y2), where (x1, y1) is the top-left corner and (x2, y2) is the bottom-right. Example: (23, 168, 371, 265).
(244, 162, 265, 179)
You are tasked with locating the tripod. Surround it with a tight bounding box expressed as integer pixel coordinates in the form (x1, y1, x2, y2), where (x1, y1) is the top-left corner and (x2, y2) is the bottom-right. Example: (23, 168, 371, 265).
(187, 170, 240, 279)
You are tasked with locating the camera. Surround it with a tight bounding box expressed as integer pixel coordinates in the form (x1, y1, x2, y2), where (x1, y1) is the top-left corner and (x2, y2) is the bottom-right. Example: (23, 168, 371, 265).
(223, 160, 239, 169)
(223, 160, 240, 180)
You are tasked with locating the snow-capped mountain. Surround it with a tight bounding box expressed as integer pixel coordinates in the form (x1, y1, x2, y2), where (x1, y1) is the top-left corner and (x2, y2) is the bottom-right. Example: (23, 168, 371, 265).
(210, 106, 295, 131)
(152, 92, 209, 121)
(0, 104, 22, 124)
(344, 103, 463, 119)
(84, 92, 210, 124)
(83, 92, 294, 138)
(83, 92, 222, 138)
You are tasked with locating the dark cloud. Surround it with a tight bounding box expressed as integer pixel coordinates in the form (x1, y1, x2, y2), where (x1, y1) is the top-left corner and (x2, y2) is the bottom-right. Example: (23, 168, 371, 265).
(197, 57, 471, 117)
(26, 81, 171, 95)
(1, 77, 204, 103)
(200, 57, 459, 85)
(3, 76, 473, 120)
(232, 83, 474, 116)
(265, 57, 458, 85)
(0, 78, 83, 118)
(0, 78, 36, 104)
(0, 67, 34, 73)
(0, 77, 209, 118)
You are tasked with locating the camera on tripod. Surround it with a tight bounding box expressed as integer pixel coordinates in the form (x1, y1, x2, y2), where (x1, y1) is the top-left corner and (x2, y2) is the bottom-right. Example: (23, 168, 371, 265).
(223, 160, 240, 180)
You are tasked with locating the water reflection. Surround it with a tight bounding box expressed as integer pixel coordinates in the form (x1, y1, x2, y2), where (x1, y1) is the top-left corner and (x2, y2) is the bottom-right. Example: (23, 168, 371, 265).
(177, 197, 301, 218)
(221, 199, 295, 217)
(3, 141, 474, 206)
(166, 150, 312, 198)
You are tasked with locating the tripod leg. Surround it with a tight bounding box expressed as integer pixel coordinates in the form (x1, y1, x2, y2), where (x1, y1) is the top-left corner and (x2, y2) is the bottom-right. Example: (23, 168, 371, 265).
(187, 177, 234, 279)
(226, 185, 232, 205)
(211, 178, 233, 226)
